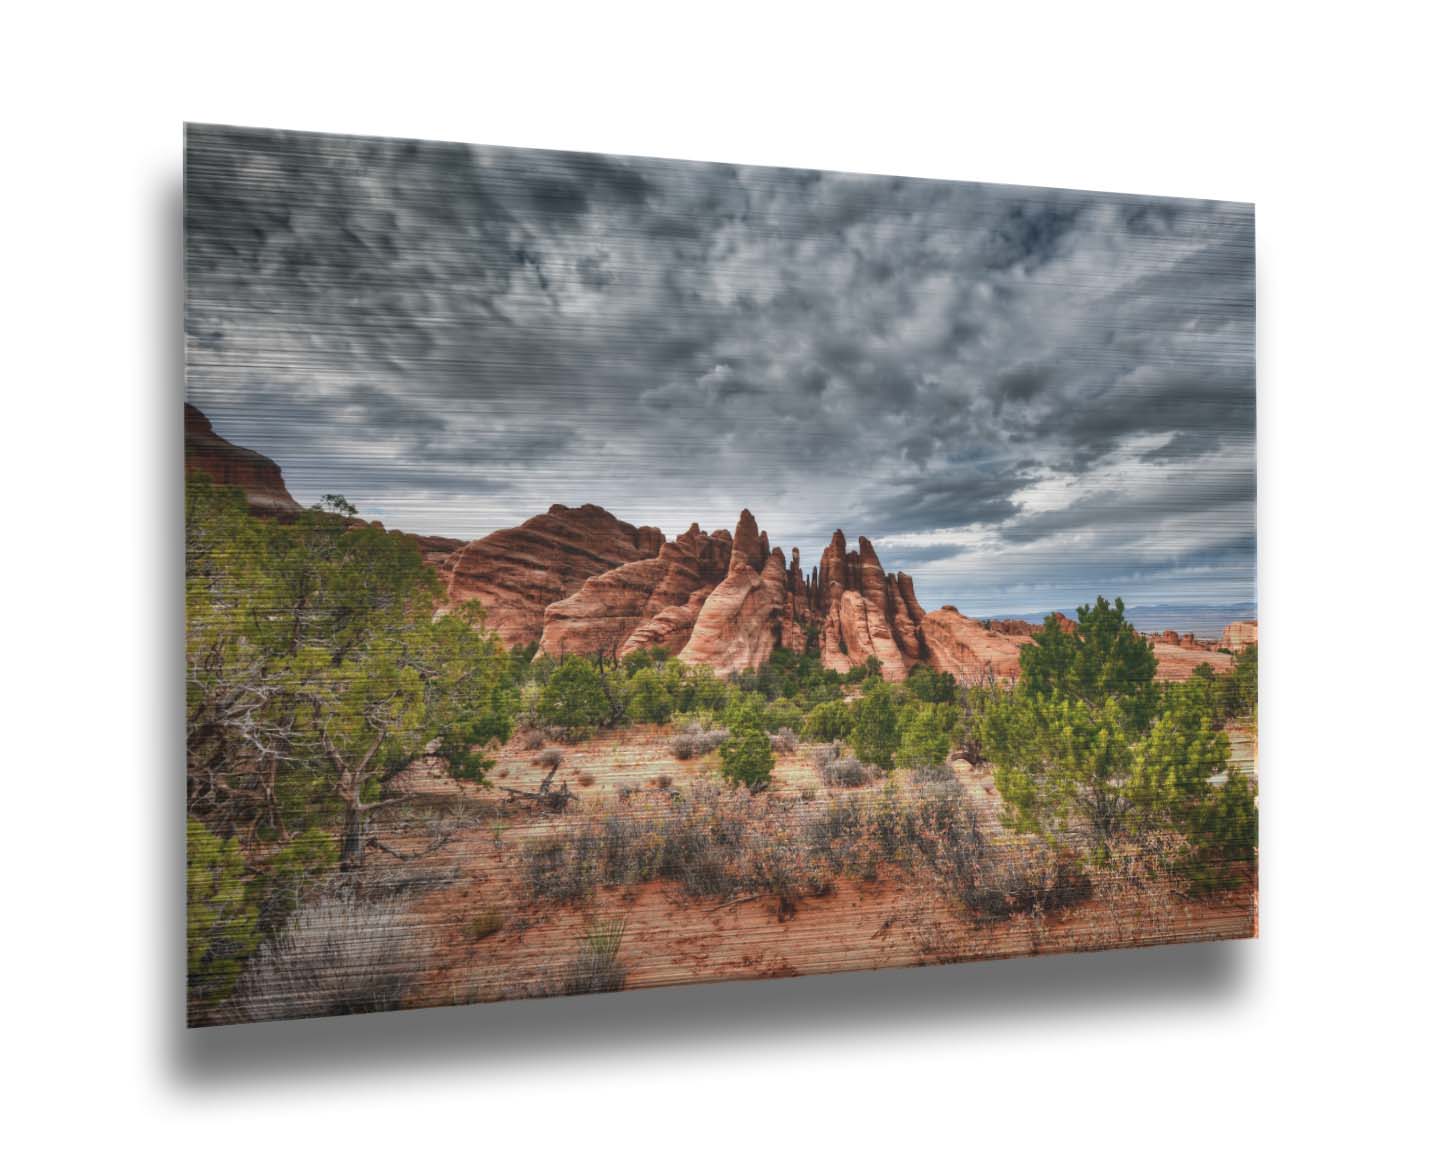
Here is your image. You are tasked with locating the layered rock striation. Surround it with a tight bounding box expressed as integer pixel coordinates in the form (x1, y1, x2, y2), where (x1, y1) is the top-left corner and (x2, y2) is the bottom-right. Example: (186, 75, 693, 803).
(439, 504, 665, 649)
(920, 607, 1028, 681)
(676, 511, 788, 676)
(538, 523, 734, 660)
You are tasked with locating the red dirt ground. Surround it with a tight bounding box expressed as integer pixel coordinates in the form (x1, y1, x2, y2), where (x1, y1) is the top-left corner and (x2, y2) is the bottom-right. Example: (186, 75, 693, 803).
(374, 728, 1257, 1011)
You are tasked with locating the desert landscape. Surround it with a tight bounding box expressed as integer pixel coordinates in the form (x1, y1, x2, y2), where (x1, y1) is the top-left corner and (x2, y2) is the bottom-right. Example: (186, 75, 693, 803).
(184, 126, 1257, 1026)
(186, 408, 1257, 1024)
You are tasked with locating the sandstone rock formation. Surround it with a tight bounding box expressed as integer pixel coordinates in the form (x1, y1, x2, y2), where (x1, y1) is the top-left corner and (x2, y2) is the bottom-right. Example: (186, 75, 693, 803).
(678, 511, 795, 677)
(1221, 620, 1258, 651)
(672, 515, 934, 681)
(404, 533, 466, 566)
(808, 530, 927, 680)
(184, 403, 301, 516)
(184, 404, 1254, 685)
(1153, 629, 1208, 651)
(919, 607, 1027, 681)
(537, 523, 733, 660)
(439, 504, 665, 648)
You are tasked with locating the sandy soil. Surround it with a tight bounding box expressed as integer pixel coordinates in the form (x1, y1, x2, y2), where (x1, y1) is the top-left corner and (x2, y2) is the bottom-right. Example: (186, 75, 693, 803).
(372, 727, 1257, 1012)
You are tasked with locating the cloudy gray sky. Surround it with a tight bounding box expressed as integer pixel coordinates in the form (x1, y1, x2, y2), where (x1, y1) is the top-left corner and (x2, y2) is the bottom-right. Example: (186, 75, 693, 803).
(185, 124, 1255, 621)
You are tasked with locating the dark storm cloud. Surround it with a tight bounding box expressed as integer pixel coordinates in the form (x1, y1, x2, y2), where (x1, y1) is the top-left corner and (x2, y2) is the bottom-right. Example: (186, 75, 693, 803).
(185, 124, 1255, 613)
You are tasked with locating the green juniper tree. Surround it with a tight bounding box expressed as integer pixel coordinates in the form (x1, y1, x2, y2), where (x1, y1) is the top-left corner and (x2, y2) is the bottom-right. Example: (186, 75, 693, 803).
(895, 703, 952, 773)
(983, 596, 1257, 882)
(850, 680, 901, 771)
(538, 655, 613, 735)
(185, 475, 514, 871)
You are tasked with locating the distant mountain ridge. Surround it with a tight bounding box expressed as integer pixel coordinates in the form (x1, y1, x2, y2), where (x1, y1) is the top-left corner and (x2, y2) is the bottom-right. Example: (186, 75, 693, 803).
(183, 404, 1254, 681)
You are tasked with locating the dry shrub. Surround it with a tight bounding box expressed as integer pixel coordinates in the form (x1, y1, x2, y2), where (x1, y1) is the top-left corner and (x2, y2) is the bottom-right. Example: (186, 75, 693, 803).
(910, 760, 955, 785)
(745, 829, 830, 919)
(656, 783, 751, 899)
(535, 747, 563, 770)
(1083, 831, 1191, 949)
(518, 727, 546, 751)
(770, 727, 799, 755)
(521, 832, 599, 904)
(516, 774, 1098, 929)
(805, 795, 868, 875)
(654, 774, 673, 790)
(962, 840, 1090, 921)
(225, 888, 421, 1022)
(577, 771, 596, 787)
(350, 861, 461, 901)
(813, 742, 871, 788)
(902, 779, 1089, 920)
(670, 721, 728, 761)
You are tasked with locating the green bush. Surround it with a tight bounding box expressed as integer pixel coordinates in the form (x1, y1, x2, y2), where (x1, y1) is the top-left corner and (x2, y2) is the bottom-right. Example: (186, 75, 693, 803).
(803, 698, 854, 742)
(538, 655, 612, 734)
(1218, 642, 1258, 722)
(252, 827, 338, 934)
(625, 665, 675, 724)
(905, 665, 957, 704)
(734, 647, 844, 706)
(844, 655, 884, 684)
(763, 698, 804, 733)
(671, 663, 732, 714)
(850, 681, 900, 771)
(722, 691, 769, 734)
(895, 703, 952, 772)
(187, 820, 260, 1016)
(720, 727, 775, 791)
(984, 693, 1135, 850)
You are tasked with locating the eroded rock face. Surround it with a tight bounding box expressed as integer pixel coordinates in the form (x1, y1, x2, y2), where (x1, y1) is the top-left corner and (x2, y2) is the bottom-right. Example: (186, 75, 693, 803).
(1222, 620, 1258, 651)
(678, 512, 791, 677)
(810, 530, 927, 680)
(184, 403, 301, 516)
(674, 515, 933, 680)
(537, 523, 733, 659)
(439, 504, 664, 648)
(920, 607, 1027, 681)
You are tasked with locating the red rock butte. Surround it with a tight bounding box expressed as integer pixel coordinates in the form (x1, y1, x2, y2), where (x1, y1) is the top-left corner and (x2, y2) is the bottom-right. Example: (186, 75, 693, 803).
(184, 404, 301, 517)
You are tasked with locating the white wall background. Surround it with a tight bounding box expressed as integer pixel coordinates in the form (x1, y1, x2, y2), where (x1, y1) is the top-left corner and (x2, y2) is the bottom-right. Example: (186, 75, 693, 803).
(3, 2, 1436, 1146)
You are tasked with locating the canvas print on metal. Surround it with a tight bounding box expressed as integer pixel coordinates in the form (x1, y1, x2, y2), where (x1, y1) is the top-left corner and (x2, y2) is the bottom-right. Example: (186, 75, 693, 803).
(184, 124, 1257, 1025)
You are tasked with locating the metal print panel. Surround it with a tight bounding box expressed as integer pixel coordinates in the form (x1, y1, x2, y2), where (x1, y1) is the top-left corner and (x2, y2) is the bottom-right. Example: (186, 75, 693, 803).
(184, 124, 1257, 1026)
